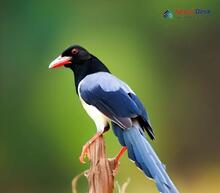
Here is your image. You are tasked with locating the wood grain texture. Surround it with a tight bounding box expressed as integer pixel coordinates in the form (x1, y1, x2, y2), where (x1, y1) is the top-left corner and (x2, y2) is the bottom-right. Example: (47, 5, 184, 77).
(85, 135, 116, 193)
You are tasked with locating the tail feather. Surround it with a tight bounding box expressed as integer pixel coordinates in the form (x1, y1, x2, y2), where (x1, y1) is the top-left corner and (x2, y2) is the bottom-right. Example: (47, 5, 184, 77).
(112, 123, 179, 193)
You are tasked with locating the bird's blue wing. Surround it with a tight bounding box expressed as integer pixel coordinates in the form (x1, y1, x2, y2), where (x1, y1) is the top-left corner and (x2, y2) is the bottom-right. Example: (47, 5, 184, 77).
(79, 72, 141, 128)
(80, 86, 140, 128)
(79, 72, 154, 139)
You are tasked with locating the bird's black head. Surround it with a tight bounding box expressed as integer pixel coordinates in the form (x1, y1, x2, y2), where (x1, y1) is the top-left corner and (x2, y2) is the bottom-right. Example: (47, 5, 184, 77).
(49, 45, 92, 69)
(49, 45, 110, 89)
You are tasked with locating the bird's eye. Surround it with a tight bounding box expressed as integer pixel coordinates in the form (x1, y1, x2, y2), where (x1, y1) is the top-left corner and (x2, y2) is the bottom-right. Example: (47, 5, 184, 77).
(71, 48, 78, 55)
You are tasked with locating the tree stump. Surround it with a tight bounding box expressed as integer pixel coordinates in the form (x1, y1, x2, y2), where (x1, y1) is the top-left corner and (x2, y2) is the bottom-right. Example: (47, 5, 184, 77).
(85, 135, 116, 193)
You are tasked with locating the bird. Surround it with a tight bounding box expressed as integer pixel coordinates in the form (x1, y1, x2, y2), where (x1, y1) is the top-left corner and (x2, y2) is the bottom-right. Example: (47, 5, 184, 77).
(49, 45, 179, 193)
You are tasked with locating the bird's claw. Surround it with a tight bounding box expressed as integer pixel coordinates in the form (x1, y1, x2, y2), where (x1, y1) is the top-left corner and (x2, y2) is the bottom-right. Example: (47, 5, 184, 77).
(79, 144, 90, 164)
(79, 133, 102, 163)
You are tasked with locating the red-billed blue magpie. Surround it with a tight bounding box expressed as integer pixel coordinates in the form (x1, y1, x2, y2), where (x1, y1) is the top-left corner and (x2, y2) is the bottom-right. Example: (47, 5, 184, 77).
(49, 45, 179, 193)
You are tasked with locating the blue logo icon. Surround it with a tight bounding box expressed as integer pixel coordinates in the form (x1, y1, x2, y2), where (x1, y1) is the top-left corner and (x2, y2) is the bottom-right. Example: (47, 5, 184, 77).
(163, 10, 173, 18)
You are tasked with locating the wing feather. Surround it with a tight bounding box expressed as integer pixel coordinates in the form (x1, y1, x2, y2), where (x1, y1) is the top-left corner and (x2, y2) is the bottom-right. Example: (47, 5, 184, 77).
(79, 72, 154, 139)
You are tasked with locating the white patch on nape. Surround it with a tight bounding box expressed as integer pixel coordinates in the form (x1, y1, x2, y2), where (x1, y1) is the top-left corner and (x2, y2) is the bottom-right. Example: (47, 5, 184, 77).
(79, 95, 109, 133)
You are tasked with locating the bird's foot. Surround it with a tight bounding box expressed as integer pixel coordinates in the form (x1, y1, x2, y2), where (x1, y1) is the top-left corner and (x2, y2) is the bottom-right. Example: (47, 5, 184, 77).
(79, 132, 102, 163)
(79, 143, 91, 163)
(112, 146, 127, 175)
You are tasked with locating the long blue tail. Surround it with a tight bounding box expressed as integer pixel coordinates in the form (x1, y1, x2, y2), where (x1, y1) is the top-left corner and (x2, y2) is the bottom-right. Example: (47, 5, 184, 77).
(112, 122, 179, 193)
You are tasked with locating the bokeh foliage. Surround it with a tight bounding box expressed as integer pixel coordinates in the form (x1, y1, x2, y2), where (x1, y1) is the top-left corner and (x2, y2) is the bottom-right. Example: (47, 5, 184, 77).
(1, 0, 220, 193)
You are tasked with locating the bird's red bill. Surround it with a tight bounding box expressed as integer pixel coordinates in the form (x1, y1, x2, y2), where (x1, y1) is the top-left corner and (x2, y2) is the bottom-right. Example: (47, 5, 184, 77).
(49, 56, 71, 69)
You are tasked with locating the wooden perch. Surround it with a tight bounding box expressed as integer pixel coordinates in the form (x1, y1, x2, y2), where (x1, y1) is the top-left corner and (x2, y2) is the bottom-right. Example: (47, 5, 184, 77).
(72, 135, 130, 193)
(85, 135, 116, 193)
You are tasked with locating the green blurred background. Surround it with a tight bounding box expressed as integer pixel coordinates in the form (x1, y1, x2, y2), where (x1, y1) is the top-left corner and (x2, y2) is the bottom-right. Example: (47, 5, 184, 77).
(1, 0, 220, 193)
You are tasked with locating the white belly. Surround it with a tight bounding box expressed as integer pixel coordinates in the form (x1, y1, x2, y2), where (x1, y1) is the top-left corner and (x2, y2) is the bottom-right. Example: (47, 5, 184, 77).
(79, 96, 109, 133)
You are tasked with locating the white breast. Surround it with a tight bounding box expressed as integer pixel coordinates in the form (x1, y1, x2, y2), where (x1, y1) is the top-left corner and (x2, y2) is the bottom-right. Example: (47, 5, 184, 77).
(79, 96, 109, 133)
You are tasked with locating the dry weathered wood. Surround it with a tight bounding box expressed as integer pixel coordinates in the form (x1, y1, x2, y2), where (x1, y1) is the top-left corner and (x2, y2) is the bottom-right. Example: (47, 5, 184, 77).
(71, 135, 130, 193)
(84, 135, 116, 193)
